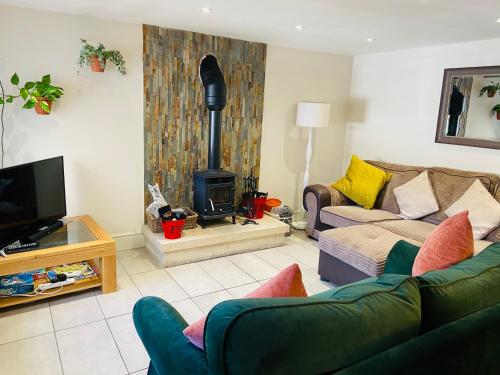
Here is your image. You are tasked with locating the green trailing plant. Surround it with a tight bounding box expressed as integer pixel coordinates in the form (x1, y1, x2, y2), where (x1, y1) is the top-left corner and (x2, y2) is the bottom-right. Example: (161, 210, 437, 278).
(479, 81, 500, 97)
(0, 73, 63, 113)
(492, 104, 500, 115)
(79, 38, 127, 75)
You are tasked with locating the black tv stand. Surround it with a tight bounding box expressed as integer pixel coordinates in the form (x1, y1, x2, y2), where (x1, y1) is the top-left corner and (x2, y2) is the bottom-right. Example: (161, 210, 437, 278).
(20, 220, 64, 244)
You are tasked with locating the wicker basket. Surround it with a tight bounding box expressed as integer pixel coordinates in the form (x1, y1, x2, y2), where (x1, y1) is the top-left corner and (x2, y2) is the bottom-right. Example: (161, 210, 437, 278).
(146, 208, 198, 233)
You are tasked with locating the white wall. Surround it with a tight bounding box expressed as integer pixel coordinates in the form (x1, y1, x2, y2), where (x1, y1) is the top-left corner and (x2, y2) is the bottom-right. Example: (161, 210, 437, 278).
(0, 6, 144, 241)
(346, 38, 500, 174)
(260, 45, 353, 209)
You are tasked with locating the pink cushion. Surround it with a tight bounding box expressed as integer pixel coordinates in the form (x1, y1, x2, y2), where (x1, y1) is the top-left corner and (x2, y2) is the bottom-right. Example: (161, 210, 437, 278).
(183, 263, 307, 349)
(412, 211, 474, 276)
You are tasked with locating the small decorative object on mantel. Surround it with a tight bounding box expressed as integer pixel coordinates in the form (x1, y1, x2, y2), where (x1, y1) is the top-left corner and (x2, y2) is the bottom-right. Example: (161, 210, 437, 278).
(79, 38, 127, 75)
(492, 104, 500, 120)
(0, 73, 64, 115)
(479, 81, 500, 97)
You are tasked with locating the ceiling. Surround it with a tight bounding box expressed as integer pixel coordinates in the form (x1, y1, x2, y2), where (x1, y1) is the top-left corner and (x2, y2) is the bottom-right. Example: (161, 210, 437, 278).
(2, 0, 500, 55)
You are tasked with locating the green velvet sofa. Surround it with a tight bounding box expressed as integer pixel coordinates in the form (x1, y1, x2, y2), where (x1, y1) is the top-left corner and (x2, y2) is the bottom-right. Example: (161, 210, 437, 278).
(133, 243, 500, 375)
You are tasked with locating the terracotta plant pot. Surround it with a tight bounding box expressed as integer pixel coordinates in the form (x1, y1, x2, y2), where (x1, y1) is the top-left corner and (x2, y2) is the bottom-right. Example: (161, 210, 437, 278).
(34, 97, 53, 115)
(90, 55, 106, 72)
(496, 112, 500, 120)
(487, 89, 497, 98)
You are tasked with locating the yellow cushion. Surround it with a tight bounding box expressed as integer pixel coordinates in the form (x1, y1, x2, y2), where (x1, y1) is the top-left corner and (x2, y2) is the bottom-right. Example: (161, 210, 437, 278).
(332, 155, 392, 209)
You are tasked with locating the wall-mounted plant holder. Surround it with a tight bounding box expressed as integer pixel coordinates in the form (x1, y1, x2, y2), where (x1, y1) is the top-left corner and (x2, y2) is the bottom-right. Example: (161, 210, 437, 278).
(0, 73, 63, 115)
(492, 104, 500, 120)
(479, 81, 500, 98)
(79, 38, 127, 75)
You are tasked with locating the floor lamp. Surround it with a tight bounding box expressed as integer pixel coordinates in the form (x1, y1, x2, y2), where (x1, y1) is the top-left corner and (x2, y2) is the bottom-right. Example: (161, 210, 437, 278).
(293, 102, 331, 230)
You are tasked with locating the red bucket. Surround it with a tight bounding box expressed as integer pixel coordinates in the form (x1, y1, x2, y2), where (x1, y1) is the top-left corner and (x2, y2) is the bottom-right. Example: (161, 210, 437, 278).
(243, 197, 267, 219)
(162, 219, 185, 240)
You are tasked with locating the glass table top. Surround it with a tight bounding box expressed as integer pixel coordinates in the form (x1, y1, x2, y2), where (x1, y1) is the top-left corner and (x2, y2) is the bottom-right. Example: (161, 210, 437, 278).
(37, 219, 97, 250)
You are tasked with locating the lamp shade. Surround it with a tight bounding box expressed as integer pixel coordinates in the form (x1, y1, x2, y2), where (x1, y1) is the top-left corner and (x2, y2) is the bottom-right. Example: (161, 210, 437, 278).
(296, 102, 331, 128)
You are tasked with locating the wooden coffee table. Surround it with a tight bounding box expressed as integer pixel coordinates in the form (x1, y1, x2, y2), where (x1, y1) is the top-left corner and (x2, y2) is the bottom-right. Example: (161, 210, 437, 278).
(0, 215, 117, 308)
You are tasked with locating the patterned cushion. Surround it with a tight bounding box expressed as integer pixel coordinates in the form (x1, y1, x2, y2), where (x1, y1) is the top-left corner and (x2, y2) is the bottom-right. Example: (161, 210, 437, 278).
(319, 225, 421, 276)
(320, 206, 401, 228)
(332, 156, 392, 209)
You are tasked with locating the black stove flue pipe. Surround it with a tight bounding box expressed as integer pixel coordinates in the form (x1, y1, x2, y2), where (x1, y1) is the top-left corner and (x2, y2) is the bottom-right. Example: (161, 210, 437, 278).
(199, 54, 226, 171)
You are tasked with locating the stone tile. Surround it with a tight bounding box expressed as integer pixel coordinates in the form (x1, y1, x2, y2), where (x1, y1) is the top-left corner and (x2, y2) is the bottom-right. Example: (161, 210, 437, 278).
(227, 282, 261, 298)
(131, 270, 188, 303)
(171, 299, 205, 324)
(166, 263, 224, 297)
(253, 247, 311, 271)
(117, 248, 158, 275)
(95, 276, 143, 318)
(108, 313, 149, 374)
(57, 320, 127, 375)
(0, 302, 53, 344)
(130, 370, 148, 375)
(0, 333, 62, 375)
(278, 243, 320, 269)
(50, 291, 104, 331)
(116, 259, 128, 278)
(192, 290, 234, 314)
(197, 257, 255, 288)
(226, 252, 279, 280)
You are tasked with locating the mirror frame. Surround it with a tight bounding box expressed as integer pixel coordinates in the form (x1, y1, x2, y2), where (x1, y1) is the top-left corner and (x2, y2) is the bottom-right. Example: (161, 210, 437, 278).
(435, 65, 500, 150)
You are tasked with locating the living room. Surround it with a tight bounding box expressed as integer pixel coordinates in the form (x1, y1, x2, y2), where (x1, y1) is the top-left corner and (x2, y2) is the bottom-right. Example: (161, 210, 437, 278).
(0, 1, 499, 374)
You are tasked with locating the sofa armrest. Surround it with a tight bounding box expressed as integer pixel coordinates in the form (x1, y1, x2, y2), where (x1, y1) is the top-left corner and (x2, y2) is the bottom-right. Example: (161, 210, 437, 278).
(303, 184, 352, 238)
(133, 297, 209, 375)
(384, 240, 420, 275)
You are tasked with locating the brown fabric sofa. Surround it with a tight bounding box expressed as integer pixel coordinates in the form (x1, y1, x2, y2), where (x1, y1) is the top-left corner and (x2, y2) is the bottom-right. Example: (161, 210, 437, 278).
(303, 160, 500, 285)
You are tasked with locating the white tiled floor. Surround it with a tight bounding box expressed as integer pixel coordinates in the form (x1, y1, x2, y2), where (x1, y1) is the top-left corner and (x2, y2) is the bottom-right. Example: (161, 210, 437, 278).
(0, 231, 334, 375)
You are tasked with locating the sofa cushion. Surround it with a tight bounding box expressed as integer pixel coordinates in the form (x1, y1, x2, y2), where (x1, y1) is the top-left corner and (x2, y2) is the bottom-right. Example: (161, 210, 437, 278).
(486, 188, 500, 242)
(367, 161, 424, 214)
(373, 220, 437, 243)
(320, 206, 401, 228)
(393, 171, 439, 219)
(319, 225, 421, 276)
(332, 155, 392, 209)
(373, 219, 491, 255)
(445, 180, 500, 239)
(423, 167, 500, 225)
(205, 274, 421, 375)
(417, 242, 500, 332)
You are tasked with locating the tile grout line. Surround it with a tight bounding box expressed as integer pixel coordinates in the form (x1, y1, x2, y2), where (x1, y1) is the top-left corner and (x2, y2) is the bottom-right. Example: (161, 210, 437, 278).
(95, 293, 130, 374)
(48, 303, 66, 375)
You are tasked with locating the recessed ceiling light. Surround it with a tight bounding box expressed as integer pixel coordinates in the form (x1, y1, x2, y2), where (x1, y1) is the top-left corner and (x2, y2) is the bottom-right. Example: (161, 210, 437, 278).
(201, 7, 212, 13)
(295, 25, 304, 30)
(367, 37, 376, 42)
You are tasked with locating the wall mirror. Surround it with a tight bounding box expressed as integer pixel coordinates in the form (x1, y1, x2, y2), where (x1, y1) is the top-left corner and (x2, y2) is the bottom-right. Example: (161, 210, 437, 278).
(436, 66, 500, 150)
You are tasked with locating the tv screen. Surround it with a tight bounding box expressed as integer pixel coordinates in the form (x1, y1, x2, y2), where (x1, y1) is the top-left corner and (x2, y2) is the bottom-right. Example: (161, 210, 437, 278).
(0, 156, 66, 248)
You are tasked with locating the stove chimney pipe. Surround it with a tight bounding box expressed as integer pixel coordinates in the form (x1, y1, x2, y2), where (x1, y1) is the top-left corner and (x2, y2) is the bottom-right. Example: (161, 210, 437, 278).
(199, 54, 226, 170)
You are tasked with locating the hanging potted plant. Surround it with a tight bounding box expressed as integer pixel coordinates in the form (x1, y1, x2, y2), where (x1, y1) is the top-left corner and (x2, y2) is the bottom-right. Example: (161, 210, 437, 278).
(479, 82, 500, 98)
(79, 38, 127, 75)
(0, 73, 63, 115)
(492, 104, 500, 120)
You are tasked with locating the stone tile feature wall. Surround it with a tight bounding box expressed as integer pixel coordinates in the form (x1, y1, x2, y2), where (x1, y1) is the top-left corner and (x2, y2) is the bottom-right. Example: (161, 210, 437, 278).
(143, 25, 267, 209)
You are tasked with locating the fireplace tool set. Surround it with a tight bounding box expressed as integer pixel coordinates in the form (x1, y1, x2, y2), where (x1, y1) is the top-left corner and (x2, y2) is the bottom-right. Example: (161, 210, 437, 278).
(240, 171, 268, 224)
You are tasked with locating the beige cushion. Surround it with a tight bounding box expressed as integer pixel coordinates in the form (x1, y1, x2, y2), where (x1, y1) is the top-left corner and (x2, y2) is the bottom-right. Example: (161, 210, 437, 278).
(319, 225, 421, 276)
(445, 179, 500, 239)
(367, 161, 423, 214)
(320, 206, 401, 228)
(393, 171, 439, 219)
(486, 187, 500, 242)
(373, 220, 437, 243)
(423, 167, 500, 225)
(374, 219, 492, 254)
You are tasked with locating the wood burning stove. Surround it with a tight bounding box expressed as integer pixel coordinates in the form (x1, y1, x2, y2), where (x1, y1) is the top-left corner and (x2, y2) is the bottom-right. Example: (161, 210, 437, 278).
(193, 54, 236, 227)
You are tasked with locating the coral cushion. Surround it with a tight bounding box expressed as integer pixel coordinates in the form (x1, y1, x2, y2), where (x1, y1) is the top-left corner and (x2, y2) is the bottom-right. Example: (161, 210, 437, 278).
(183, 263, 307, 350)
(332, 155, 392, 209)
(412, 211, 474, 276)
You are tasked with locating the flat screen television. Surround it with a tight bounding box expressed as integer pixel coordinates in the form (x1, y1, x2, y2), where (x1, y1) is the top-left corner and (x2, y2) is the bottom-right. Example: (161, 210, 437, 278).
(0, 156, 66, 248)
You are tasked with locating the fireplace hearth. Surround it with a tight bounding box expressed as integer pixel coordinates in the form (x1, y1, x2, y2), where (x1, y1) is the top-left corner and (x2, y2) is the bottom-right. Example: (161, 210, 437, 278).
(193, 54, 236, 227)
